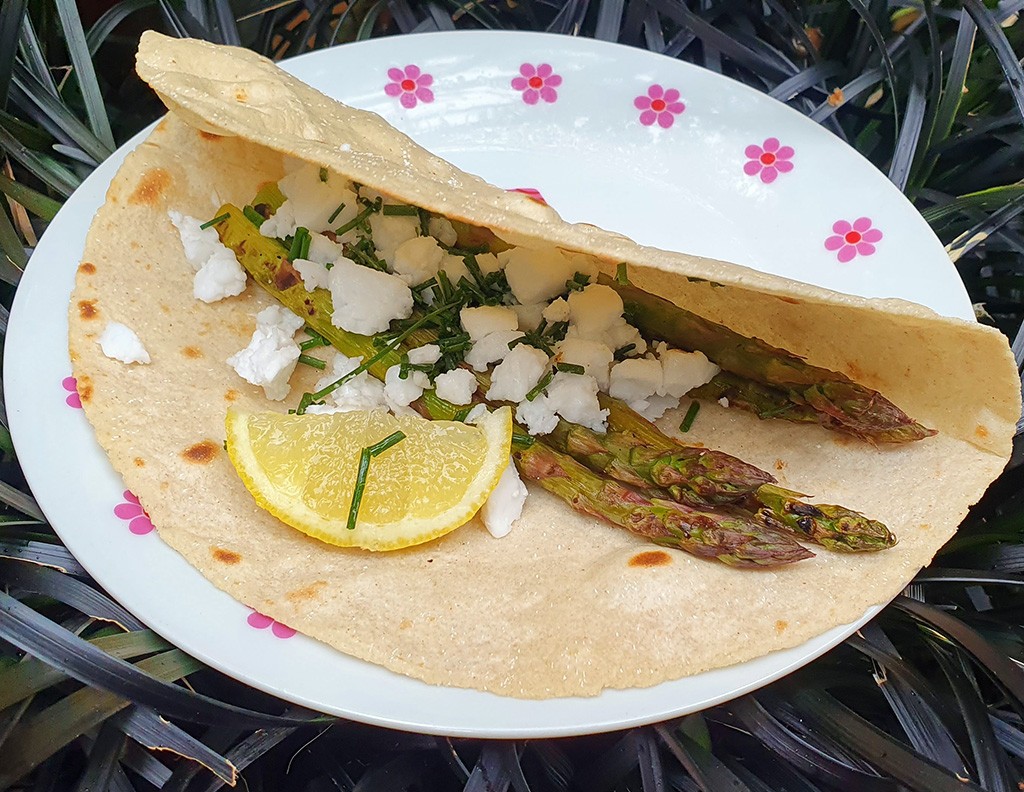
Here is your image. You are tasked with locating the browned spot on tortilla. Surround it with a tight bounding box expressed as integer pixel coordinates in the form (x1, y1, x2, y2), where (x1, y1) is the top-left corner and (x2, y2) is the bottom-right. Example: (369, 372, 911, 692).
(212, 547, 242, 565)
(144, 264, 152, 271)
(775, 620, 788, 633)
(235, 89, 248, 102)
(77, 376, 93, 404)
(130, 241, 140, 250)
(774, 458, 786, 471)
(832, 433, 855, 447)
(287, 580, 327, 603)
(160, 304, 171, 314)
(127, 167, 171, 206)
(628, 550, 672, 568)
(919, 523, 930, 531)
(78, 262, 96, 275)
(399, 619, 413, 630)
(199, 130, 222, 141)
(160, 481, 169, 491)
(182, 440, 219, 464)
(134, 457, 145, 467)
(845, 361, 864, 380)
(182, 346, 203, 359)
(777, 296, 801, 305)
(274, 259, 301, 291)
(976, 424, 989, 439)
(225, 389, 239, 402)
(78, 300, 99, 320)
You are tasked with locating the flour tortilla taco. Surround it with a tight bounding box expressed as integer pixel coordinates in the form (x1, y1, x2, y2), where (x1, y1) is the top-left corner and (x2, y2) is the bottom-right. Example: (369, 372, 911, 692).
(67, 32, 1019, 698)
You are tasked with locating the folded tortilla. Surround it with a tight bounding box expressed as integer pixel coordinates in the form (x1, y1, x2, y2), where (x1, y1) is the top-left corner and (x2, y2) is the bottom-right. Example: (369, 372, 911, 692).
(67, 32, 1020, 698)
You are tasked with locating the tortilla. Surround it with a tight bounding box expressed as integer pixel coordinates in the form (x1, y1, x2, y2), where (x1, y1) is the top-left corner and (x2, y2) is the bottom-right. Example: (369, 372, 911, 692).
(67, 33, 1020, 698)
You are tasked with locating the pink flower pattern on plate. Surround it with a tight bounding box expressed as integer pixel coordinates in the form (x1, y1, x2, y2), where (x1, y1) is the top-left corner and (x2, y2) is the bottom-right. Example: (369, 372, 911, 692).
(385, 65, 434, 109)
(508, 187, 548, 205)
(114, 490, 154, 535)
(62, 376, 82, 409)
(743, 138, 795, 183)
(247, 611, 297, 638)
(825, 218, 883, 263)
(634, 85, 685, 128)
(511, 63, 561, 105)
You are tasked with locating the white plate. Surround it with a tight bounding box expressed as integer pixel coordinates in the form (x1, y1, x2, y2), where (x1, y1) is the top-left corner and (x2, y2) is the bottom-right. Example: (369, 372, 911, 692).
(5, 31, 971, 738)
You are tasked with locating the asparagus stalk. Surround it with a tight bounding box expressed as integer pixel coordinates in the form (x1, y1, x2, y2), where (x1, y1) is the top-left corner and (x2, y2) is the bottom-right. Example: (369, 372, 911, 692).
(601, 396, 896, 552)
(214, 208, 814, 567)
(604, 277, 935, 443)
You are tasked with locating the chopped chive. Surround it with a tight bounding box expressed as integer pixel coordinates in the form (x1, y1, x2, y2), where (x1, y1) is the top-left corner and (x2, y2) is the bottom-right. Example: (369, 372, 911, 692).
(555, 362, 585, 375)
(319, 167, 329, 182)
(346, 431, 407, 531)
(288, 227, 309, 260)
(511, 431, 535, 449)
(243, 205, 265, 228)
(328, 202, 347, 224)
(381, 204, 420, 216)
(398, 352, 410, 380)
(299, 231, 312, 260)
(565, 272, 591, 292)
(679, 401, 701, 432)
(613, 343, 636, 361)
(295, 393, 324, 413)
(526, 371, 553, 402)
(299, 330, 329, 351)
(616, 262, 629, 284)
(298, 354, 326, 370)
(334, 201, 379, 236)
(418, 208, 431, 237)
(200, 212, 230, 230)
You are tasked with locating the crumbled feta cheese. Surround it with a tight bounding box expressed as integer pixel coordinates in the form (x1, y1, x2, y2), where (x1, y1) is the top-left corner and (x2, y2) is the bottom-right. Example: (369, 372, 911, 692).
(440, 253, 471, 285)
(392, 236, 444, 286)
(657, 345, 721, 397)
(602, 319, 648, 356)
(719, 397, 730, 408)
(486, 345, 549, 403)
(267, 163, 359, 236)
(427, 216, 458, 247)
(293, 258, 331, 292)
(631, 394, 679, 421)
(515, 394, 559, 436)
(304, 353, 387, 413)
(555, 338, 614, 390)
(327, 257, 413, 335)
(306, 233, 343, 265)
(465, 329, 521, 372)
(434, 368, 478, 404)
(227, 306, 304, 400)
(609, 358, 663, 403)
(542, 298, 570, 324)
(567, 285, 623, 338)
(168, 211, 247, 303)
(407, 344, 441, 365)
(476, 252, 503, 275)
(368, 214, 419, 266)
(512, 302, 546, 332)
(545, 372, 608, 432)
(98, 321, 150, 364)
(500, 247, 584, 304)
(384, 363, 426, 408)
(480, 458, 528, 538)
(465, 404, 489, 424)
(460, 306, 519, 342)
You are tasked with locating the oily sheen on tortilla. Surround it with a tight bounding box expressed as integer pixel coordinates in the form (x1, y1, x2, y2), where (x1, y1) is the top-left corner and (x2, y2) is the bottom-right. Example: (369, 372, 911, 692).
(67, 32, 1019, 698)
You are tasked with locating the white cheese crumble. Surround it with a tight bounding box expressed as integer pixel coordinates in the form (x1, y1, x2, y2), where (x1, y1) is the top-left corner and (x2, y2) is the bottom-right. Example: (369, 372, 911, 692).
(168, 211, 246, 303)
(544, 372, 608, 432)
(327, 257, 413, 335)
(427, 216, 458, 247)
(434, 368, 477, 404)
(515, 393, 559, 436)
(657, 344, 721, 398)
(227, 305, 304, 401)
(384, 364, 428, 410)
(465, 329, 521, 372)
(512, 302, 546, 332)
(555, 338, 614, 390)
(407, 344, 441, 365)
(306, 233, 343, 265)
(98, 321, 150, 364)
(303, 352, 387, 414)
(500, 246, 592, 305)
(293, 258, 330, 292)
(392, 236, 444, 286)
(567, 285, 623, 338)
(541, 298, 570, 323)
(440, 253, 471, 284)
(486, 345, 548, 403)
(608, 358, 663, 404)
(479, 458, 528, 538)
(368, 213, 419, 267)
(460, 306, 518, 341)
(260, 163, 359, 238)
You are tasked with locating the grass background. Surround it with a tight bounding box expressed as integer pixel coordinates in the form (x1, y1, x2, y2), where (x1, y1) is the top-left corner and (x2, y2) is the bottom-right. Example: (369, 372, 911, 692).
(2, 0, 1024, 789)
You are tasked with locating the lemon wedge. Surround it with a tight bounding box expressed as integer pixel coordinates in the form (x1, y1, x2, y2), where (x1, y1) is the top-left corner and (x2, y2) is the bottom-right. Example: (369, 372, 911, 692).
(225, 406, 512, 550)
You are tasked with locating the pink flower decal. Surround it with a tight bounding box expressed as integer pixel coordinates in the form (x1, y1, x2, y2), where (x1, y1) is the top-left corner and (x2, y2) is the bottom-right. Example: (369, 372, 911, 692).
(385, 65, 434, 109)
(508, 187, 548, 205)
(824, 218, 883, 263)
(743, 138, 795, 184)
(634, 85, 685, 128)
(511, 63, 562, 105)
(62, 377, 82, 409)
(114, 491, 154, 535)
(247, 611, 296, 639)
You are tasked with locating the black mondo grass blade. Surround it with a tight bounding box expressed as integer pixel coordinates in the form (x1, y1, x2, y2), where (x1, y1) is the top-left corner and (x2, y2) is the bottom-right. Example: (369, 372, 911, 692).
(655, 721, 755, 791)
(191, 723, 299, 792)
(0, 539, 89, 577)
(0, 0, 27, 110)
(0, 591, 331, 729)
(52, 0, 115, 153)
(85, 0, 158, 55)
(887, 43, 928, 193)
(464, 742, 515, 792)
(74, 721, 128, 792)
(962, 0, 1024, 129)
